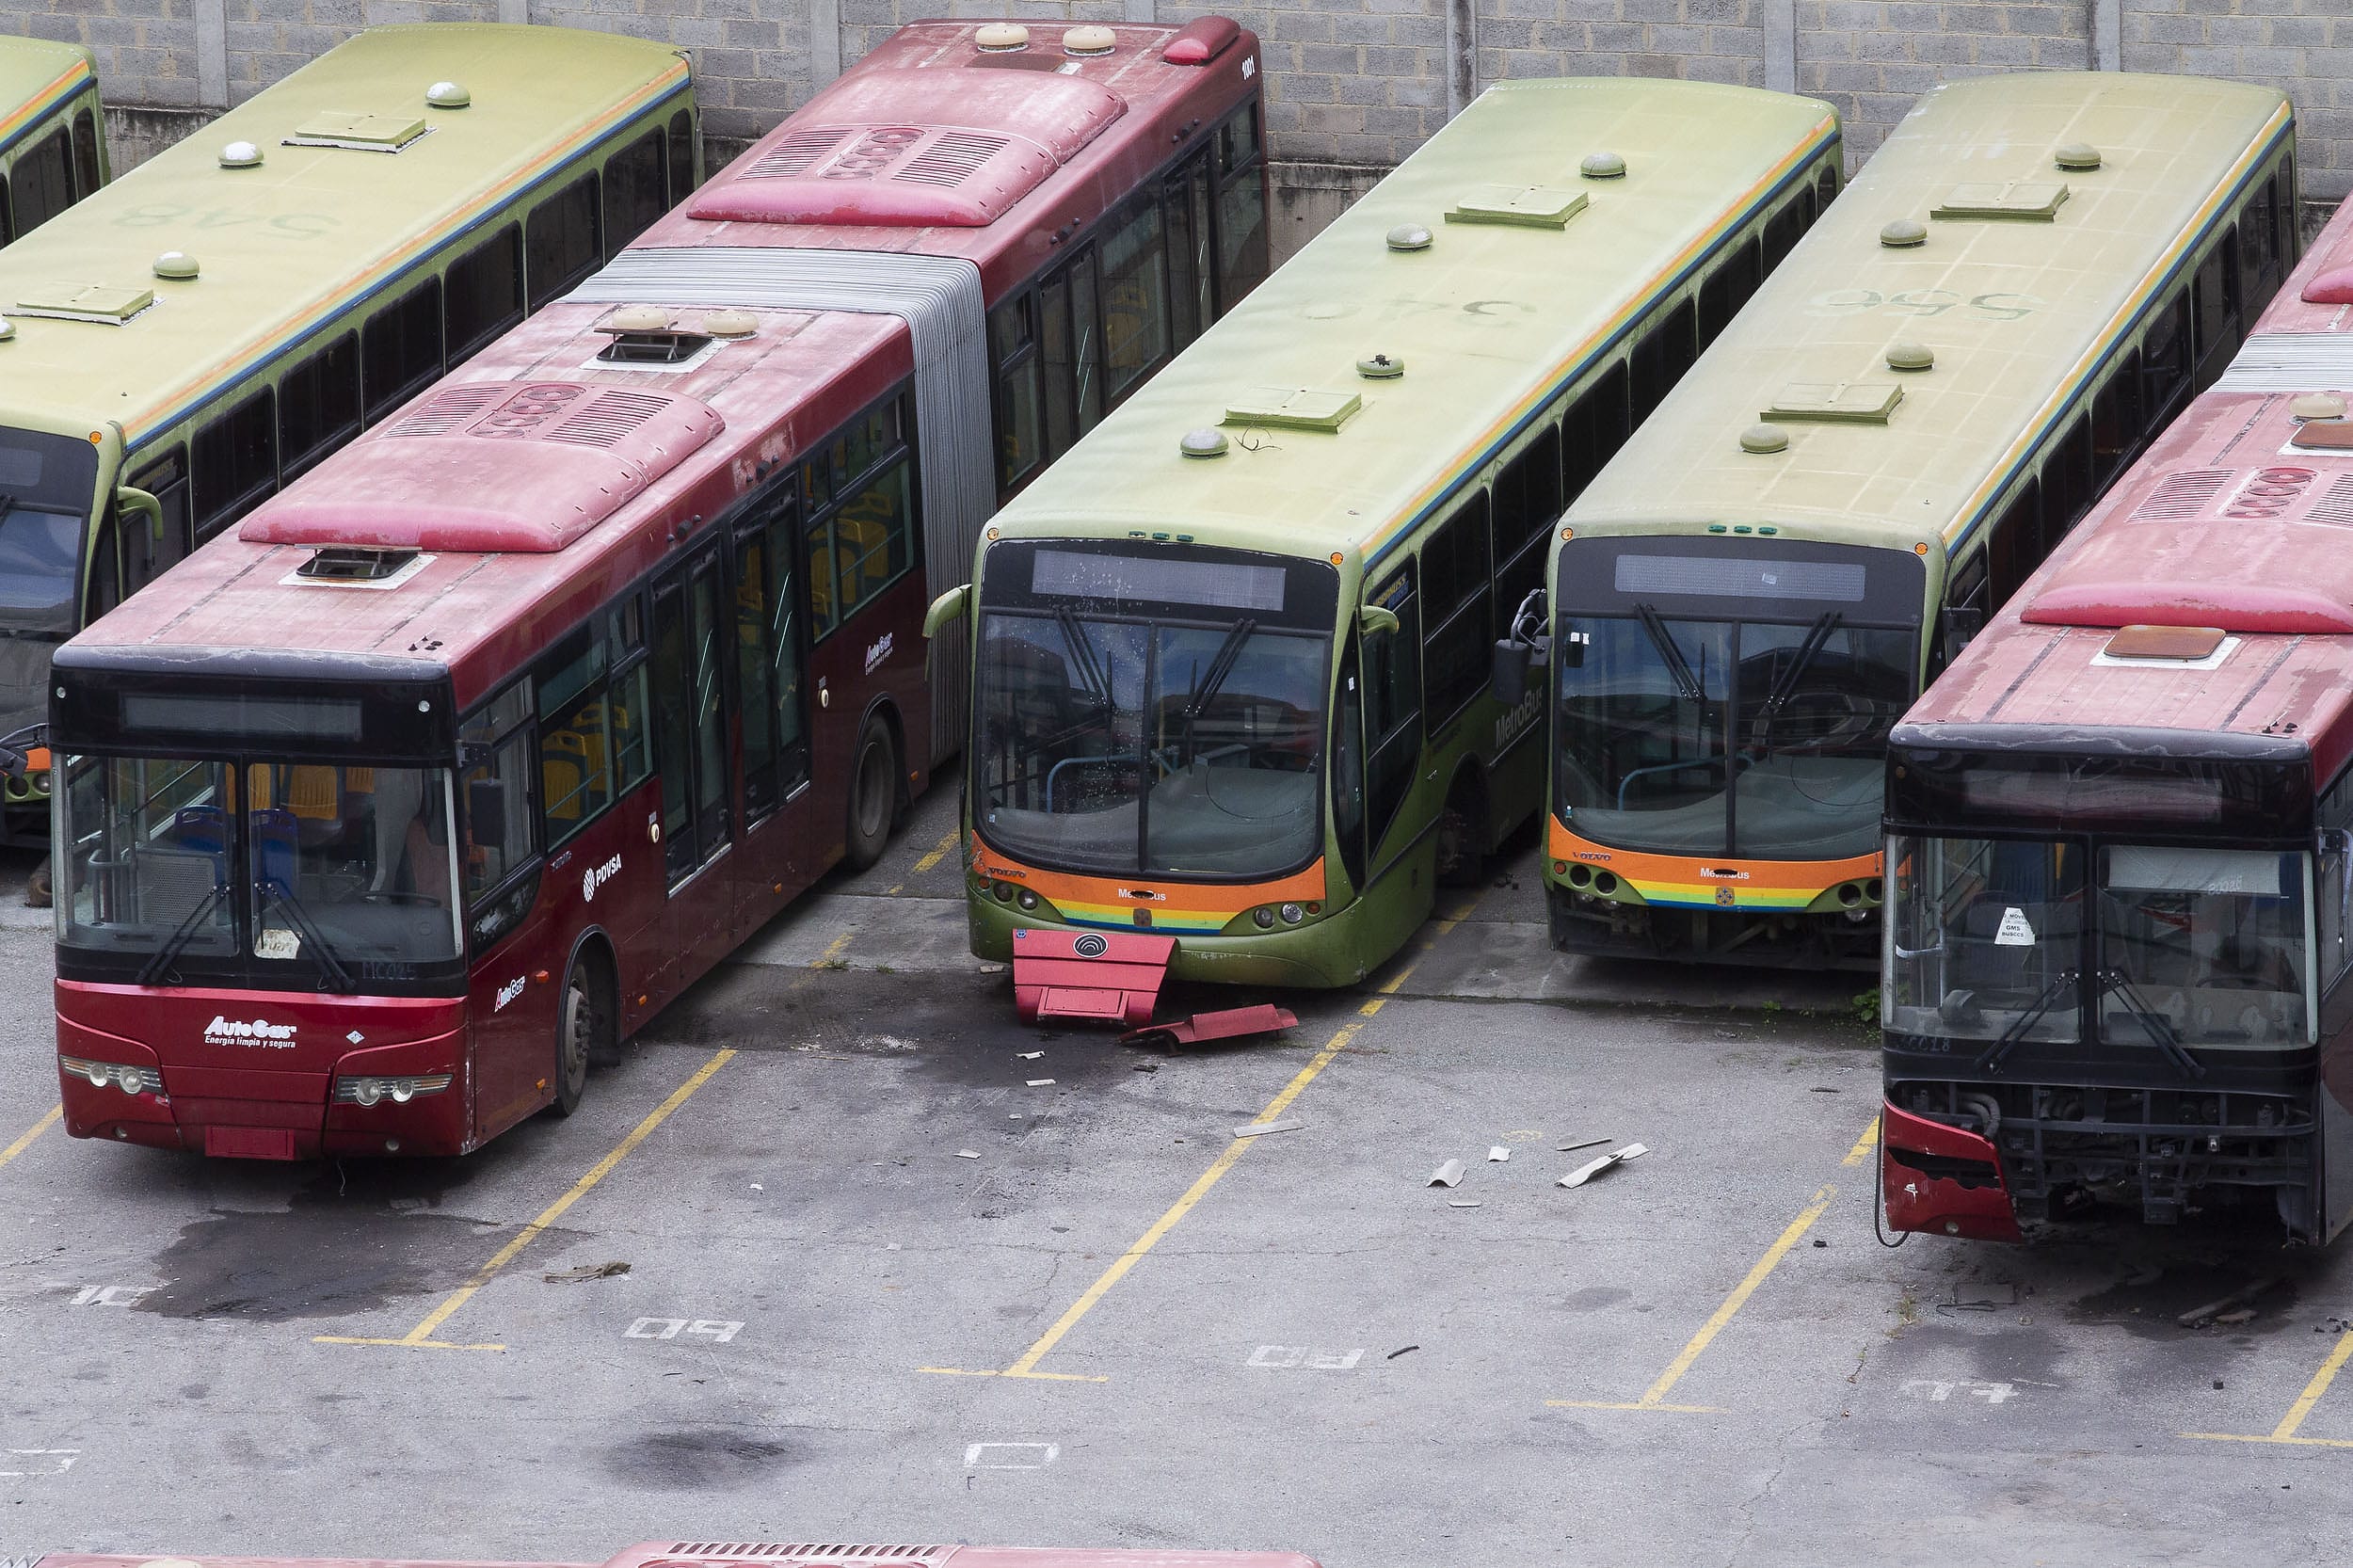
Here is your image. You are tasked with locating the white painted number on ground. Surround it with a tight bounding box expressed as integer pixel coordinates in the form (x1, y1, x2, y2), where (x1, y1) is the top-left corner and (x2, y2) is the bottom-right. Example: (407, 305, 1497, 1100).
(1902, 1377, 2019, 1404)
(0, 1449, 78, 1479)
(623, 1317, 744, 1342)
(67, 1285, 153, 1306)
(965, 1442, 1058, 1469)
(1247, 1345, 1366, 1369)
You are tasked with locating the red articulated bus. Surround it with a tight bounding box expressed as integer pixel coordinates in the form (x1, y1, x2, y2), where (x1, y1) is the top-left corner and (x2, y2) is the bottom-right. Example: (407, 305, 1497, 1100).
(42, 18, 1269, 1160)
(1881, 188, 2353, 1243)
(31, 1544, 1322, 1568)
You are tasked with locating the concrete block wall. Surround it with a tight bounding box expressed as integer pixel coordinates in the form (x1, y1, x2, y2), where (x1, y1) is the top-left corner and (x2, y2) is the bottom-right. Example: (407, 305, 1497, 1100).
(8, 0, 2353, 245)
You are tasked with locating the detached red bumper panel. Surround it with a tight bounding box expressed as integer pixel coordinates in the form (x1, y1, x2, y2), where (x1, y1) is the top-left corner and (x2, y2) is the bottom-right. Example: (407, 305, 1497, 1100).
(1011, 928, 1175, 1027)
(1881, 1101, 2024, 1242)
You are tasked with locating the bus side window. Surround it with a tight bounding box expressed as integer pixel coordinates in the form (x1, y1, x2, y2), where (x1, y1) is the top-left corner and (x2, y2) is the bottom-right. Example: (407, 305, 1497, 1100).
(806, 392, 918, 636)
(2141, 290, 2191, 429)
(2191, 228, 2240, 389)
(0, 170, 12, 245)
(2320, 773, 2353, 995)
(2240, 175, 2281, 306)
(459, 683, 539, 950)
(85, 516, 121, 623)
(2278, 159, 2299, 268)
(1419, 491, 1493, 728)
(1214, 101, 1268, 309)
(525, 171, 602, 311)
(191, 387, 278, 540)
(1932, 550, 1990, 677)
(1696, 235, 1763, 347)
(668, 107, 696, 201)
(445, 224, 524, 362)
(9, 127, 73, 234)
(1629, 297, 1696, 425)
(1562, 361, 1630, 502)
(1164, 150, 1214, 349)
(2039, 413, 2094, 551)
(2090, 349, 2143, 486)
(731, 507, 780, 822)
(361, 277, 444, 421)
(989, 294, 1044, 498)
(608, 596, 654, 795)
(1761, 190, 1805, 271)
(603, 126, 668, 257)
(760, 498, 810, 796)
(1332, 642, 1367, 894)
(1100, 199, 1170, 404)
(1985, 478, 2040, 608)
(72, 106, 102, 196)
(1039, 246, 1104, 446)
(1363, 569, 1421, 856)
(121, 448, 191, 597)
(1492, 425, 1561, 631)
(280, 332, 360, 481)
(1814, 163, 1839, 212)
(535, 622, 613, 849)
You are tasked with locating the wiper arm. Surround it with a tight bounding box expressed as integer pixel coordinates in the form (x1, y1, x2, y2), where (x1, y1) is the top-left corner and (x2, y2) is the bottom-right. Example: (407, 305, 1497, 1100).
(136, 880, 228, 987)
(1633, 602, 1704, 703)
(1053, 607, 1111, 710)
(254, 880, 358, 994)
(1753, 611, 1843, 748)
(1974, 967, 2078, 1074)
(2095, 967, 2206, 1080)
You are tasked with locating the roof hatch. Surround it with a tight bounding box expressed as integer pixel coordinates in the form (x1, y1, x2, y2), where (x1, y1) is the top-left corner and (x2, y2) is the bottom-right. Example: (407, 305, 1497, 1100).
(1930, 182, 2069, 221)
(242, 381, 725, 553)
(690, 68, 1124, 228)
(11, 282, 154, 325)
(284, 110, 428, 152)
(2102, 624, 2227, 662)
(1223, 387, 1363, 433)
(1444, 185, 1587, 230)
(1761, 381, 1902, 424)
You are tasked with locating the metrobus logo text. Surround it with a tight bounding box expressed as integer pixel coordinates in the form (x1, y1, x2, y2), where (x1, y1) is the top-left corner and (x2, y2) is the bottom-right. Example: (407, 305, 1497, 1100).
(203, 1016, 296, 1048)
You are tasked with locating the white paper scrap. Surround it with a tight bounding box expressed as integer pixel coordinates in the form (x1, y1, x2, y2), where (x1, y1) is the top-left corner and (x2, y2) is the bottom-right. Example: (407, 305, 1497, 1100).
(1488, 1146, 1510, 1162)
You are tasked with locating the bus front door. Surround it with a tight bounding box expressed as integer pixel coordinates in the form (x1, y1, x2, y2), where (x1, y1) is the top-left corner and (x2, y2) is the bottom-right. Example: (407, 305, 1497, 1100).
(651, 547, 739, 987)
(729, 504, 817, 932)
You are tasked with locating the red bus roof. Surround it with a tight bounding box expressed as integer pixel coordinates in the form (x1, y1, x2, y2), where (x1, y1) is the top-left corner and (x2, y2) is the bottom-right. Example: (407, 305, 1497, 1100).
(67, 19, 1257, 712)
(33, 1544, 1322, 1568)
(1909, 189, 2353, 785)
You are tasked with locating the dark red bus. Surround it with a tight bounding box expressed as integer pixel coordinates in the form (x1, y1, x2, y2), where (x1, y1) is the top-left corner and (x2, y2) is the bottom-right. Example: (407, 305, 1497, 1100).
(44, 18, 1268, 1159)
(1881, 188, 2353, 1244)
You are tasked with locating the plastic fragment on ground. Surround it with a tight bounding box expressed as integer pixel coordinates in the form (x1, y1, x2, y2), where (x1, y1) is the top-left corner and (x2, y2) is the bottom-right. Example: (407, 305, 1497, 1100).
(1488, 1145, 1510, 1161)
(1448, 1199, 1481, 1208)
(1017, 1051, 1043, 1060)
(956, 1150, 980, 1159)
(1119, 1003, 1299, 1049)
(1556, 1136, 1609, 1153)
(1233, 1118, 1302, 1138)
(1027, 1078, 1055, 1086)
(1560, 1143, 1648, 1188)
(1428, 1159, 1465, 1188)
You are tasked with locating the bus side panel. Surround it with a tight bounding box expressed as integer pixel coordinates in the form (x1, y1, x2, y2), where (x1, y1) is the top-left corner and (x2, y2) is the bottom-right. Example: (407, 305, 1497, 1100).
(471, 899, 561, 1144)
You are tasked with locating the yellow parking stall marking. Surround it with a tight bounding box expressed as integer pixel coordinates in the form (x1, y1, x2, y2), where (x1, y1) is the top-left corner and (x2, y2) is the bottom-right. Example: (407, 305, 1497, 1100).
(316, 1048, 736, 1352)
(810, 930, 855, 968)
(920, 896, 1484, 1384)
(1550, 1115, 1879, 1415)
(0, 1106, 61, 1172)
(911, 829, 962, 875)
(2185, 1329, 2353, 1449)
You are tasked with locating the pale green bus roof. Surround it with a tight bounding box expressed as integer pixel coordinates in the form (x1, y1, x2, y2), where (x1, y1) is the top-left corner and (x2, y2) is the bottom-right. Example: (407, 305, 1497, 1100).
(0, 24, 687, 448)
(1567, 72, 2291, 552)
(0, 37, 94, 124)
(987, 77, 1838, 574)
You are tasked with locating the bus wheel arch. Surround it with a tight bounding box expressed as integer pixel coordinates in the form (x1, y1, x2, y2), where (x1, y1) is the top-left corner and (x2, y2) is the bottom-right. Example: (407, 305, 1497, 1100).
(1435, 762, 1491, 888)
(552, 936, 618, 1116)
(844, 701, 904, 873)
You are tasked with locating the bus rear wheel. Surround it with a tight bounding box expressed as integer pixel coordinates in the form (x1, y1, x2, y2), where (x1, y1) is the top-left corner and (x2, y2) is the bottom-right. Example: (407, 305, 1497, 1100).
(844, 713, 899, 872)
(552, 958, 608, 1117)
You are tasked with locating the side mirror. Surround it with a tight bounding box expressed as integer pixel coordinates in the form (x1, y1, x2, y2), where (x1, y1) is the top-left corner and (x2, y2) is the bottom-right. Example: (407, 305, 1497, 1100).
(466, 777, 507, 849)
(1357, 603, 1400, 637)
(923, 584, 970, 640)
(1490, 639, 1531, 707)
(1940, 604, 1985, 664)
(115, 486, 162, 540)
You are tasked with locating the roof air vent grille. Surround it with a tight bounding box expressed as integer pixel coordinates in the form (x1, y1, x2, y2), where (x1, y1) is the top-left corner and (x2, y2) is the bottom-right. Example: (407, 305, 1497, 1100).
(387, 384, 506, 437)
(2130, 468, 2233, 520)
(745, 127, 855, 179)
(2307, 472, 2353, 527)
(897, 132, 1010, 187)
(296, 547, 419, 582)
(545, 390, 674, 448)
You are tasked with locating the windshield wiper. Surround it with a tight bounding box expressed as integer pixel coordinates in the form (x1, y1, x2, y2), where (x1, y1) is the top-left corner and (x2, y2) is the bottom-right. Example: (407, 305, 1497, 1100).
(1753, 611, 1844, 747)
(1633, 602, 1704, 703)
(253, 880, 358, 994)
(2095, 968, 2206, 1080)
(136, 880, 229, 987)
(1053, 607, 1112, 712)
(1975, 968, 2078, 1074)
(1177, 616, 1258, 765)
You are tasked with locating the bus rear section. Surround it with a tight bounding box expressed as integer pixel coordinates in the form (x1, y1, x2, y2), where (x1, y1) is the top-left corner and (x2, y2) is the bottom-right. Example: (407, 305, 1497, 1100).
(0, 36, 104, 246)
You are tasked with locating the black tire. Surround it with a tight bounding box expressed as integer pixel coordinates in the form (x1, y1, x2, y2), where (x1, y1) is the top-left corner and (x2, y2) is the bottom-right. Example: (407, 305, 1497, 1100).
(551, 956, 609, 1118)
(843, 712, 899, 873)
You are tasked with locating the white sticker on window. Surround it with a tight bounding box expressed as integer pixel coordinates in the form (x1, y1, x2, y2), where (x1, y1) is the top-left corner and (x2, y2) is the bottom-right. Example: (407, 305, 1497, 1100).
(1994, 906, 2036, 947)
(255, 928, 301, 960)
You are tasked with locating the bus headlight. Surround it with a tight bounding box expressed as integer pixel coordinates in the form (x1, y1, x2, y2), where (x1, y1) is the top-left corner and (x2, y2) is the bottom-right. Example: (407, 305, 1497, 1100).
(1016, 888, 1039, 910)
(1253, 907, 1276, 928)
(1279, 903, 1305, 924)
(334, 1074, 453, 1107)
(59, 1057, 161, 1096)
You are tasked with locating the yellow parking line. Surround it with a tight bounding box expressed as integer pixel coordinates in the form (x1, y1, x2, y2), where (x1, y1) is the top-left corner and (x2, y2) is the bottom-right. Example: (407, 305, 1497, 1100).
(2184, 1329, 2353, 1448)
(920, 896, 1484, 1384)
(317, 1048, 736, 1352)
(910, 829, 962, 876)
(0, 1105, 60, 1172)
(1550, 1115, 1878, 1415)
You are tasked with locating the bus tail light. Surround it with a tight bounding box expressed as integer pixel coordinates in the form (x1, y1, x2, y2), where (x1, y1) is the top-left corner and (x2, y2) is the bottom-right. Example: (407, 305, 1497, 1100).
(59, 1057, 162, 1096)
(334, 1074, 455, 1107)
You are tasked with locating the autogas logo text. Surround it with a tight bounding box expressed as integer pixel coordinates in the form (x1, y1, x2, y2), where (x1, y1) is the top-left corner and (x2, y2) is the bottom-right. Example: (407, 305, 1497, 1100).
(494, 976, 526, 1012)
(582, 854, 623, 903)
(203, 1016, 296, 1049)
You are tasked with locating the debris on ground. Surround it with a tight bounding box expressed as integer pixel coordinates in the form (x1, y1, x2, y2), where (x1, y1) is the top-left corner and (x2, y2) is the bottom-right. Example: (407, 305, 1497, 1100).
(955, 1150, 980, 1160)
(1017, 1051, 1043, 1060)
(1233, 1118, 1302, 1138)
(1119, 1003, 1299, 1050)
(1559, 1143, 1648, 1188)
(1488, 1145, 1510, 1162)
(1386, 1345, 1419, 1359)
(1812, 1238, 1828, 1248)
(2214, 1307, 2258, 1326)
(1132, 1062, 1159, 1073)
(1556, 1136, 1609, 1154)
(543, 1260, 630, 1283)
(1027, 1078, 1055, 1086)
(1011, 927, 1173, 1025)
(2178, 1275, 2282, 1329)
(1428, 1159, 1466, 1189)
(1448, 1199, 1481, 1208)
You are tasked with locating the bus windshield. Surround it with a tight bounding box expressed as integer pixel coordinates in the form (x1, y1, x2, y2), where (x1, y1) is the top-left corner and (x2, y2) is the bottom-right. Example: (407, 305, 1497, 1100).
(56, 754, 462, 982)
(1555, 611, 1912, 858)
(975, 611, 1328, 876)
(1886, 834, 2314, 1050)
(0, 426, 99, 635)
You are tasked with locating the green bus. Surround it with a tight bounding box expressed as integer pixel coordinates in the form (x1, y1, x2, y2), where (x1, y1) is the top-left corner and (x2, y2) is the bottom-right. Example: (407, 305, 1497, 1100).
(1529, 72, 2296, 970)
(933, 78, 1843, 987)
(1, 37, 104, 244)
(0, 24, 697, 853)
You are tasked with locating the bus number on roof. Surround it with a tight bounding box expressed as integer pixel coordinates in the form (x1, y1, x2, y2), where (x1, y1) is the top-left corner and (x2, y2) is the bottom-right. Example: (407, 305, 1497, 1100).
(112, 203, 336, 239)
(1807, 289, 2043, 321)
